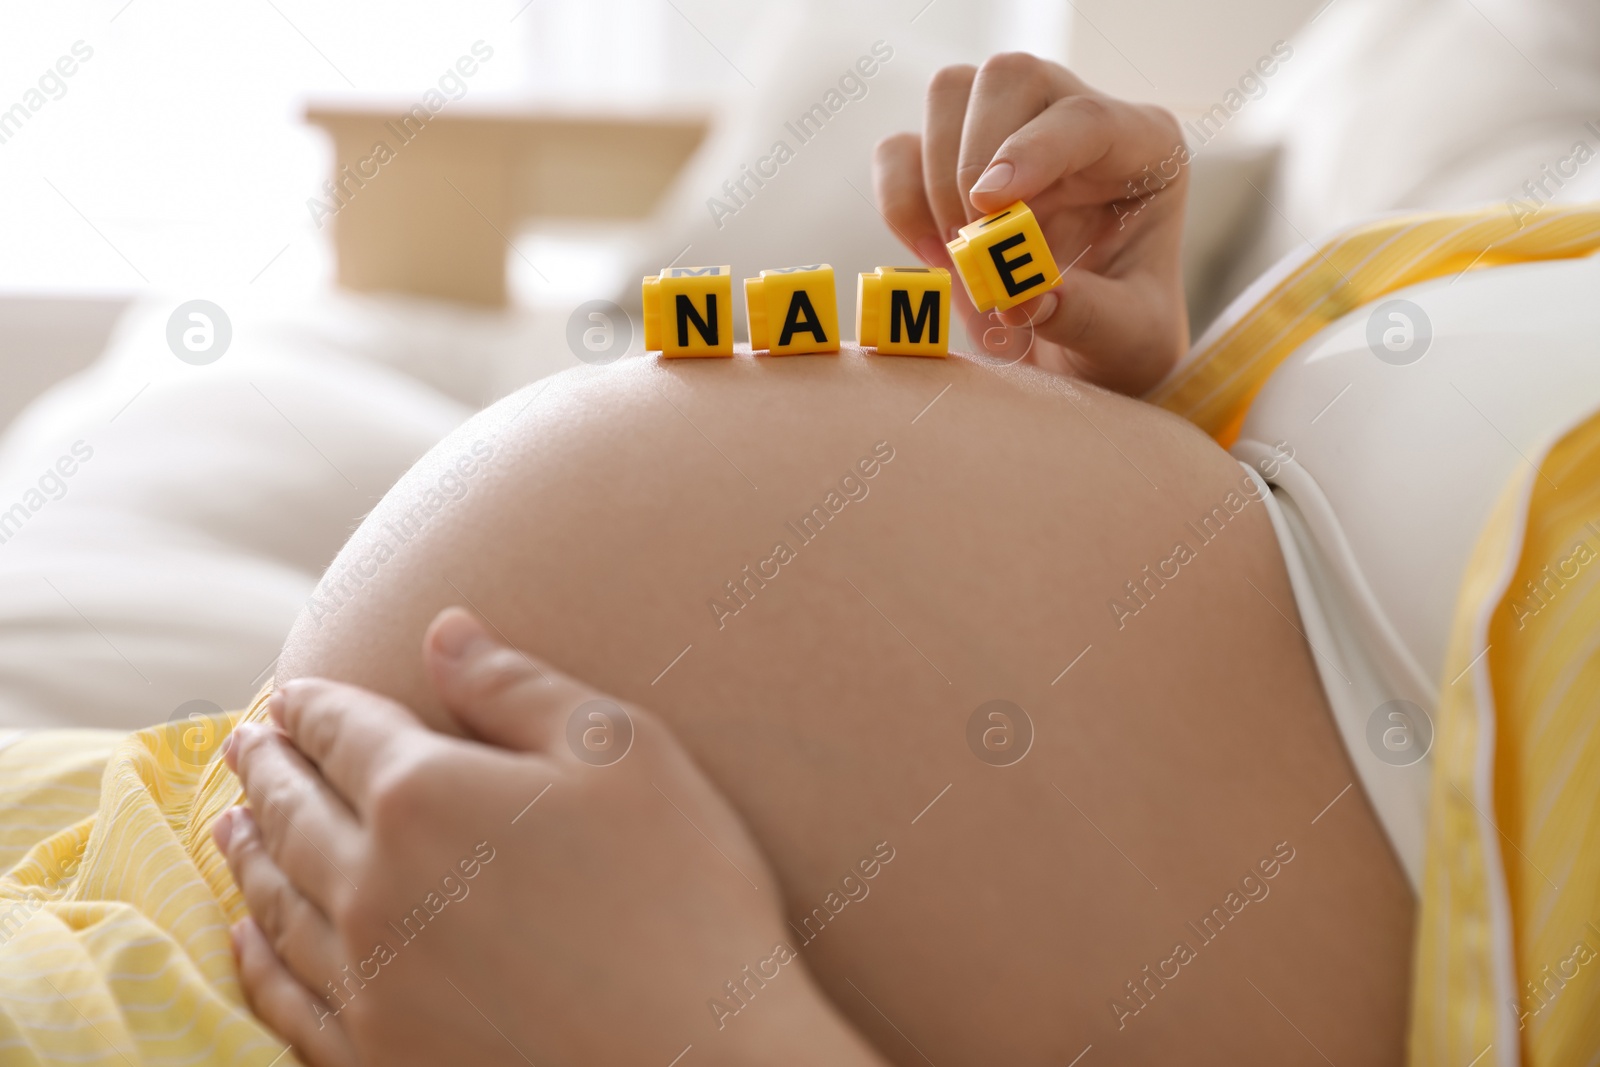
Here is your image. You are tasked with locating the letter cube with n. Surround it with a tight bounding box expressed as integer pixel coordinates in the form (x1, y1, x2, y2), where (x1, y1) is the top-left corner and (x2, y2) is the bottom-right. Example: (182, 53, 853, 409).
(744, 264, 839, 355)
(643, 265, 735, 357)
(945, 200, 1061, 313)
(855, 267, 950, 357)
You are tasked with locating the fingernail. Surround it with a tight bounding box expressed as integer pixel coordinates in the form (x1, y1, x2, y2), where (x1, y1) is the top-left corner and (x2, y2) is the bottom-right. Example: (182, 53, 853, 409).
(265, 689, 285, 725)
(432, 608, 496, 661)
(970, 160, 1014, 196)
(1033, 291, 1059, 323)
(230, 919, 248, 957)
(916, 236, 950, 266)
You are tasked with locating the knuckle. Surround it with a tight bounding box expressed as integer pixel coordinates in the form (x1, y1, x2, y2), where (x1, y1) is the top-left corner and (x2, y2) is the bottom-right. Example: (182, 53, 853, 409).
(276, 678, 312, 729)
(231, 725, 269, 772)
(258, 778, 304, 832)
(231, 817, 267, 866)
(1141, 104, 1185, 160)
(1067, 93, 1114, 130)
(955, 158, 989, 185)
(260, 880, 291, 945)
(876, 188, 921, 230)
(1149, 104, 1182, 142)
(873, 130, 918, 166)
(283, 682, 345, 753)
(367, 756, 433, 830)
(979, 50, 1042, 84)
(267, 907, 303, 963)
(926, 63, 975, 100)
(459, 647, 539, 704)
(300, 699, 345, 765)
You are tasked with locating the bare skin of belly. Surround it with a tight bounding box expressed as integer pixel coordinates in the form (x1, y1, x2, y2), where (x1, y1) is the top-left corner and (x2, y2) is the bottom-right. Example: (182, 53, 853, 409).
(278, 347, 1413, 1065)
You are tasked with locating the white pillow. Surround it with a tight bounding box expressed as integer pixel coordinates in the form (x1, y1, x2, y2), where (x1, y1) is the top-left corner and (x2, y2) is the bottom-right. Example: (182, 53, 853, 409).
(0, 291, 555, 730)
(1218, 0, 1600, 301)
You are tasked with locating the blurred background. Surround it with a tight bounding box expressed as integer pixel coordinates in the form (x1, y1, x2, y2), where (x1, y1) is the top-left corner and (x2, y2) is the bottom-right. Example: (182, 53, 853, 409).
(3, 0, 1333, 394)
(2, 0, 1598, 731)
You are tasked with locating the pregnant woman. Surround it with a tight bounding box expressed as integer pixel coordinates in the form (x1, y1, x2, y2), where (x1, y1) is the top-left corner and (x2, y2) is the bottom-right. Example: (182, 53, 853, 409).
(204, 54, 1416, 1066)
(9, 51, 1598, 1067)
(218, 339, 1412, 1065)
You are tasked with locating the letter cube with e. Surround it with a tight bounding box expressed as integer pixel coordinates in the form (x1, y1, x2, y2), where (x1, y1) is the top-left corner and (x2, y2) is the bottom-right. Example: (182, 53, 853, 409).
(643, 265, 735, 357)
(855, 267, 950, 357)
(744, 264, 839, 355)
(945, 200, 1061, 313)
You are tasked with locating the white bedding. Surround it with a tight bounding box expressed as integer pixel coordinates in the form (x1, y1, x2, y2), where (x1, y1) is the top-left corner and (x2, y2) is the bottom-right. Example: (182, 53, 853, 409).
(0, 292, 562, 729)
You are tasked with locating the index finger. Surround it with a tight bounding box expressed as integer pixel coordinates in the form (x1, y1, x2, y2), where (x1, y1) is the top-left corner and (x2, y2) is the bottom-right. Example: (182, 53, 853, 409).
(269, 678, 427, 818)
(956, 54, 1080, 218)
(971, 94, 1185, 213)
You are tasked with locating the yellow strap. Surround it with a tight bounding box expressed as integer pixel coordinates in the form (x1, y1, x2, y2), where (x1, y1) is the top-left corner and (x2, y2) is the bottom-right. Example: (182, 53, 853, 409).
(1148, 204, 1600, 446)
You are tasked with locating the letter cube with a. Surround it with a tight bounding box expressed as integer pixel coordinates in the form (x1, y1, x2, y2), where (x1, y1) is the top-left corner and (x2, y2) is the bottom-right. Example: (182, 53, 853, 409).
(744, 264, 839, 355)
(945, 200, 1060, 313)
(643, 265, 735, 357)
(855, 267, 950, 357)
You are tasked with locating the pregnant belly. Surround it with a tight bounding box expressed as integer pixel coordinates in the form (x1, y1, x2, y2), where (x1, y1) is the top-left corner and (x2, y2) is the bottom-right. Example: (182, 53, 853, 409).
(280, 351, 1412, 1064)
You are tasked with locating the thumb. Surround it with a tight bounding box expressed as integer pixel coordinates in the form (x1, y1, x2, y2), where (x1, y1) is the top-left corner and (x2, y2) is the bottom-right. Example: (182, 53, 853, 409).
(423, 607, 598, 754)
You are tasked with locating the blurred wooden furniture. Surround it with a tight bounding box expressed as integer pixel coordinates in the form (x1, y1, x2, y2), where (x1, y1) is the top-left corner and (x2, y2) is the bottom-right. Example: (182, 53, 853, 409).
(304, 104, 709, 306)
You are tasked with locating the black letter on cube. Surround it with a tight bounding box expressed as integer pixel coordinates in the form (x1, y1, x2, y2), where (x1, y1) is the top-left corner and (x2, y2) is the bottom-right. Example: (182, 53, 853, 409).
(676, 293, 719, 347)
(889, 289, 940, 344)
(778, 290, 827, 347)
(988, 233, 1045, 298)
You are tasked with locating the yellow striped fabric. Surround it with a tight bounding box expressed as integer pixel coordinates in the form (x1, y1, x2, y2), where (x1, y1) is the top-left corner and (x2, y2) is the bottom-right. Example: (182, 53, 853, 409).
(1148, 203, 1600, 446)
(1417, 410, 1600, 1067)
(1412, 469, 1528, 1067)
(0, 694, 296, 1067)
(1494, 426, 1600, 1065)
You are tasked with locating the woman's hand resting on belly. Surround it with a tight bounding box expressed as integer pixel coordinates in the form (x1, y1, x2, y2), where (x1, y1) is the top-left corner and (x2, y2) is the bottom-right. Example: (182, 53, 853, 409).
(214, 607, 887, 1067)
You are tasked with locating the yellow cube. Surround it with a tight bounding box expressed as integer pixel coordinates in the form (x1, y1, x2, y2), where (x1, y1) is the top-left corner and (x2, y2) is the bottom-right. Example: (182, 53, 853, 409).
(643, 265, 735, 357)
(855, 267, 951, 357)
(743, 264, 839, 355)
(945, 200, 1061, 313)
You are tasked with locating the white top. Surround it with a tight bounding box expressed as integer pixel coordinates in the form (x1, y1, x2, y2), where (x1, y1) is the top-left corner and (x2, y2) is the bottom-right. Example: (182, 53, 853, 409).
(1231, 252, 1600, 888)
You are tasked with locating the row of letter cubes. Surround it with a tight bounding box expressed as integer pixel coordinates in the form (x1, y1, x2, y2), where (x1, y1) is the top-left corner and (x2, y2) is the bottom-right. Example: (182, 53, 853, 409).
(642, 200, 1061, 358)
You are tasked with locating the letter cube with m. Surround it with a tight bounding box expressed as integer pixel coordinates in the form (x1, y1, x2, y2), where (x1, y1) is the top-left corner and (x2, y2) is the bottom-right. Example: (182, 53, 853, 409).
(946, 200, 1061, 313)
(855, 267, 950, 357)
(744, 264, 839, 355)
(643, 265, 735, 357)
